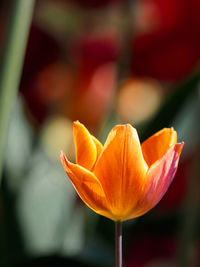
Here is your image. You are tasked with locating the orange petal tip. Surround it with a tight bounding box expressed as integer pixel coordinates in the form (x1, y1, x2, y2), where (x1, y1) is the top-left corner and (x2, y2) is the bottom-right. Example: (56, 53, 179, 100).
(60, 150, 65, 159)
(73, 120, 81, 126)
(60, 151, 66, 165)
(60, 151, 70, 171)
(60, 151, 63, 158)
(174, 142, 184, 155)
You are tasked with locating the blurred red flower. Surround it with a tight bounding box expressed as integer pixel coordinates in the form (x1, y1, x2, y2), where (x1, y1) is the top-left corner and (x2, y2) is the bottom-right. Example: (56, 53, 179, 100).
(70, 35, 119, 72)
(64, 35, 119, 132)
(19, 27, 118, 132)
(132, 0, 200, 81)
(70, 0, 119, 8)
(19, 24, 60, 126)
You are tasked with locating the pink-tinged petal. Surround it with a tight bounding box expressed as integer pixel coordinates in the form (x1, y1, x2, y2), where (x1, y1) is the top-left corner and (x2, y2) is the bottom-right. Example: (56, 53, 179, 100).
(73, 121, 97, 170)
(94, 124, 148, 221)
(125, 142, 184, 220)
(60, 151, 114, 220)
(142, 128, 177, 166)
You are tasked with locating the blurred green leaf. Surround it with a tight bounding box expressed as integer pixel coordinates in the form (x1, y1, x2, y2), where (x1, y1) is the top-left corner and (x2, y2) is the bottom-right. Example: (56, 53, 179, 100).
(0, 0, 35, 182)
(141, 67, 200, 141)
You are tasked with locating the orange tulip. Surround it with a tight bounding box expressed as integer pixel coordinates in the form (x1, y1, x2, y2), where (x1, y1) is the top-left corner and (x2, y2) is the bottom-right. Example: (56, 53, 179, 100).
(60, 121, 183, 221)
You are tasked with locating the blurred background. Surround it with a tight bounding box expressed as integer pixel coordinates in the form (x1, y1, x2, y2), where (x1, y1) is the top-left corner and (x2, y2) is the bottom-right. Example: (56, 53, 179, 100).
(0, 0, 200, 266)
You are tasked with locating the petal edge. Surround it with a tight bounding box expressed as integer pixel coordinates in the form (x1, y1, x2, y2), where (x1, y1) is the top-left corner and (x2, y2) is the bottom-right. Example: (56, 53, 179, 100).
(60, 151, 114, 220)
(124, 142, 184, 220)
(142, 128, 177, 166)
(73, 121, 97, 170)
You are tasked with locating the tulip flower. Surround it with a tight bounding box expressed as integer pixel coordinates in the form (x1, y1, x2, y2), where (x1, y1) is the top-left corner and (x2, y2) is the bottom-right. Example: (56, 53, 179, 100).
(60, 121, 183, 267)
(60, 121, 183, 221)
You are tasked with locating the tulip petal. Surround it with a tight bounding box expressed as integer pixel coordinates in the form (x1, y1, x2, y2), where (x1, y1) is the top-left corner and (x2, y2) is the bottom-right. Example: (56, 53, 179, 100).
(91, 135, 103, 162)
(60, 151, 113, 219)
(141, 128, 177, 166)
(125, 143, 184, 220)
(73, 121, 97, 170)
(94, 124, 148, 220)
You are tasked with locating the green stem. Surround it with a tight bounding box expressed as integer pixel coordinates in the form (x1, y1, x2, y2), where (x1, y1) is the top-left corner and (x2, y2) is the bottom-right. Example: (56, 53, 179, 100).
(0, 0, 35, 182)
(115, 221, 122, 267)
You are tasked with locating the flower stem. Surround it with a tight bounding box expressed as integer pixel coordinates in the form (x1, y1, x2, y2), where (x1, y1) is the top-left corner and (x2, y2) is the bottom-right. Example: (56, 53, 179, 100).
(115, 221, 122, 267)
